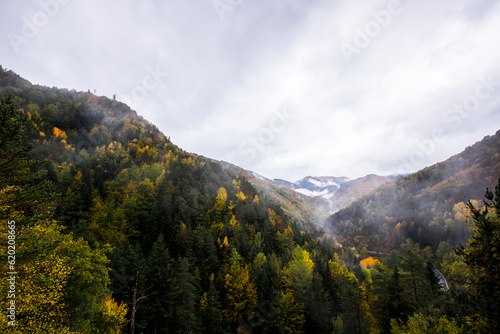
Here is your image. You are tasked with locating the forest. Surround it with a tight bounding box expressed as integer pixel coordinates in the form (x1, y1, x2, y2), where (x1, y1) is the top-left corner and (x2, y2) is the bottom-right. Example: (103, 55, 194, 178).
(0, 66, 499, 333)
(329, 130, 500, 254)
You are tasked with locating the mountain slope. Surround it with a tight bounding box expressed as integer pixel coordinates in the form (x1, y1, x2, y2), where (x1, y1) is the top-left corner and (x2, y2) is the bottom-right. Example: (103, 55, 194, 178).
(0, 67, 342, 333)
(328, 174, 393, 212)
(274, 174, 393, 214)
(328, 130, 500, 251)
(218, 164, 331, 227)
(2, 67, 498, 333)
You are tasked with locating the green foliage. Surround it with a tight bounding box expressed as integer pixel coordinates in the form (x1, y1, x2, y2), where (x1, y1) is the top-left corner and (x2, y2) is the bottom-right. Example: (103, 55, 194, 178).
(170, 257, 200, 333)
(456, 179, 500, 332)
(0, 97, 56, 223)
(329, 131, 500, 251)
(0, 90, 126, 333)
(264, 291, 305, 334)
(390, 313, 462, 334)
(1, 67, 498, 333)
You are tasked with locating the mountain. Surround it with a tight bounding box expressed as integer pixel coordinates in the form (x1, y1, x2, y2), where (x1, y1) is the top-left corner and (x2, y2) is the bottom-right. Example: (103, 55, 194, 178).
(328, 130, 500, 251)
(0, 67, 340, 333)
(2, 66, 498, 333)
(327, 174, 393, 212)
(293, 176, 350, 199)
(215, 162, 331, 228)
(274, 174, 393, 214)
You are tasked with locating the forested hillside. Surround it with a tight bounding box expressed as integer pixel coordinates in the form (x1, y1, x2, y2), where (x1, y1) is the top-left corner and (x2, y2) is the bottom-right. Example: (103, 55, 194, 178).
(0, 67, 337, 333)
(1, 67, 499, 333)
(329, 132, 500, 252)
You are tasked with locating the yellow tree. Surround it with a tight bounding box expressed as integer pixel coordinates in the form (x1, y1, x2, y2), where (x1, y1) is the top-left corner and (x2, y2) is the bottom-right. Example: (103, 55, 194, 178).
(329, 254, 376, 333)
(223, 249, 257, 324)
(282, 246, 314, 299)
(0, 223, 127, 333)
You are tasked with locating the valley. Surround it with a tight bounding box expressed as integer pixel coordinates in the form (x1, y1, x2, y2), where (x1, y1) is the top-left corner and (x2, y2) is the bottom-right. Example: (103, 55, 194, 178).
(0, 67, 499, 333)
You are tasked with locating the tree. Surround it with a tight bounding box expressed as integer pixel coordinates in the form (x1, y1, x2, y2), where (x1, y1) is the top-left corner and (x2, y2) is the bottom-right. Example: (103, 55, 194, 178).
(456, 179, 500, 331)
(170, 257, 199, 333)
(223, 249, 257, 325)
(264, 291, 305, 334)
(200, 274, 224, 334)
(401, 240, 426, 307)
(371, 264, 412, 333)
(0, 97, 32, 186)
(0, 97, 55, 223)
(329, 254, 374, 334)
(138, 234, 173, 333)
(0, 95, 126, 334)
(59, 170, 89, 236)
(282, 246, 314, 301)
(90, 193, 129, 246)
(0, 223, 127, 333)
(390, 313, 462, 334)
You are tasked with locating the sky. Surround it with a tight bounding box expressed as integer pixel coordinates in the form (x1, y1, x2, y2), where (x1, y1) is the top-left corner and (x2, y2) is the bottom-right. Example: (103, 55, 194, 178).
(1, 0, 500, 181)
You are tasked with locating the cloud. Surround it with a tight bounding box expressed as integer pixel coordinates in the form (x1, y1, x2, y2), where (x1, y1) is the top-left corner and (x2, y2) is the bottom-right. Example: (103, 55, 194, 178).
(1, 0, 500, 181)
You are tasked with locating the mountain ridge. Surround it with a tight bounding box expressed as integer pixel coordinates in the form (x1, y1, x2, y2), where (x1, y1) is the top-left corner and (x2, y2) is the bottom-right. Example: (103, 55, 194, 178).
(328, 129, 500, 251)
(2, 66, 499, 333)
(270, 173, 394, 214)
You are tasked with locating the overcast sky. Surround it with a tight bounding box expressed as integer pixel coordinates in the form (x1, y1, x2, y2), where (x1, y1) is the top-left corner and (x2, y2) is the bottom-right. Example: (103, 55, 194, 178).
(2, 0, 500, 181)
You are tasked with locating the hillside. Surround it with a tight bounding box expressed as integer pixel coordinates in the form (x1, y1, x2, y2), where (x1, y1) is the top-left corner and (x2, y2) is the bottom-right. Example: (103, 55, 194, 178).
(328, 175, 393, 212)
(216, 163, 331, 228)
(1, 67, 499, 333)
(328, 130, 500, 251)
(0, 67, 340, 333)
(274, 174, 393, 214)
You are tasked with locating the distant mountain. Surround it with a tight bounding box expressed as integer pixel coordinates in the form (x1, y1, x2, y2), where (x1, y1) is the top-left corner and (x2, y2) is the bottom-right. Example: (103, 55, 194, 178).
(229, 168, 331, 226)
(294, 176, 350, 199)
(385, 173, 409, 180)
(328, 130, 500, 251)
(274, 174, 393, 214)
(327, 174, 393, 212)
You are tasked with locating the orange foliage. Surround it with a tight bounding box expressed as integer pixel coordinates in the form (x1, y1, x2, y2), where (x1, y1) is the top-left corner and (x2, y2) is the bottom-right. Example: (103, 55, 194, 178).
(360, 257, 380, 269)
(53, 127, 67, 139)
(395, 222, 402, 233)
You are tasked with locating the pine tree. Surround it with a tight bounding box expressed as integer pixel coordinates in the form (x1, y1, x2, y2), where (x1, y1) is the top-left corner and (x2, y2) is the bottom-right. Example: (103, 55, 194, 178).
(0, 97, 55, 223)
(141, 234, 173, 333)
(170, 257, 199, 333)
(200, 274, 224, 334)
(264, 291, 305, 334)
(457, 179, 500, 331)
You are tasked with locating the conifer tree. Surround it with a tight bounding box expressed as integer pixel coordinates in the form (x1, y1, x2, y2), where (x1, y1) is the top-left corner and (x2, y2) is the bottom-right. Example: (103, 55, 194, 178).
(170, 257, 199, 333)
(457, 179, 500, 331)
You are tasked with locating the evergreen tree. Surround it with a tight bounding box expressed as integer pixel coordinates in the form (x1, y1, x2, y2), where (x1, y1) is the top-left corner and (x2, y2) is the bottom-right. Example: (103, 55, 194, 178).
(223, 249, 257, 326)
(200, 274, 224, 334)
(170, 257, 200, 333)
(457, 179, 500, 331)
(264, 291, 305, 334)
(140, 234, 173, 333)
(0, 97, 55, 223)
